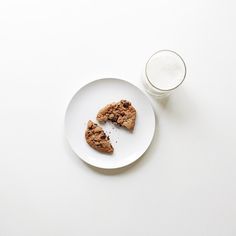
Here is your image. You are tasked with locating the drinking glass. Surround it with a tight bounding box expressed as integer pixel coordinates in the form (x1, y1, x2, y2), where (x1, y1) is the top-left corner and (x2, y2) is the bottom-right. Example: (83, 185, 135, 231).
(143, 50, 187, 98)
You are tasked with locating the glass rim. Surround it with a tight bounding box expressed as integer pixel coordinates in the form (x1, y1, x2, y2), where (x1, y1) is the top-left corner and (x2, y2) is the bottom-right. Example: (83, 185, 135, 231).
(145, 49, 187, 92)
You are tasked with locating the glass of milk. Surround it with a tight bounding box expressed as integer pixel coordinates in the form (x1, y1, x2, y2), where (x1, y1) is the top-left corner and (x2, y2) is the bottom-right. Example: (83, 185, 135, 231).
(143, 50, 186, 98)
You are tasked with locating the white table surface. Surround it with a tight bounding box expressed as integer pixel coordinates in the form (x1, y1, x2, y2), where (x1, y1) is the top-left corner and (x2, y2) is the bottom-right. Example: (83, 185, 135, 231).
(1, 0, 236, 235)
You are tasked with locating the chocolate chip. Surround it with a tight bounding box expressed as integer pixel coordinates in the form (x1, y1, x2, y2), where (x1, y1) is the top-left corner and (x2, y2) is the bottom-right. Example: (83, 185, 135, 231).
(100, 134, 106, 139)
(123, 102, 130, 108)
(107, 136, 110, 140)
(111, 115, 118, 122)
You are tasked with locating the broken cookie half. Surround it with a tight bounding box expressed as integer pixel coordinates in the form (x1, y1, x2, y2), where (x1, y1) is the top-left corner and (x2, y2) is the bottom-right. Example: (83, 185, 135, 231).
(85, 120, 113, 153)
(96, 100, 136, 130)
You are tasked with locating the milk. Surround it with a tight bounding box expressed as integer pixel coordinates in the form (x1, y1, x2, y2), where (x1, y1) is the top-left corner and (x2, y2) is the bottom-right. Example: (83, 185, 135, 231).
(145, 50, 186, 92)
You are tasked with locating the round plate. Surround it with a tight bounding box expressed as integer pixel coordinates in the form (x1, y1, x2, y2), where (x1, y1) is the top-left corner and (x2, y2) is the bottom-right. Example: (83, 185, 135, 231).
(65, 78, 156, 169)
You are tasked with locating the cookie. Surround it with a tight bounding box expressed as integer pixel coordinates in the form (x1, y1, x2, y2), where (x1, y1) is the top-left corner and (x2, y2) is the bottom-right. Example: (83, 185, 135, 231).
(85, 120, 113, 153)
(97, 100, 136, 130)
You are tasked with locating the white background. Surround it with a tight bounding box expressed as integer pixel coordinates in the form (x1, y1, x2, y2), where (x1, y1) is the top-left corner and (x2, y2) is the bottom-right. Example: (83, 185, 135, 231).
(0, 0, 236, 235)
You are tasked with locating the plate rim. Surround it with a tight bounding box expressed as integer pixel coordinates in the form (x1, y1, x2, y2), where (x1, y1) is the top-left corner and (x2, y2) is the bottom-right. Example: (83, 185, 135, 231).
(64, 78, 156, 169)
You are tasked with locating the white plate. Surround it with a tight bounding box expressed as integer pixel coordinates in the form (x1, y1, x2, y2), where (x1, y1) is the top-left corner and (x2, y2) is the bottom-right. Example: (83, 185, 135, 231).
(64, 78, 156, 169)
